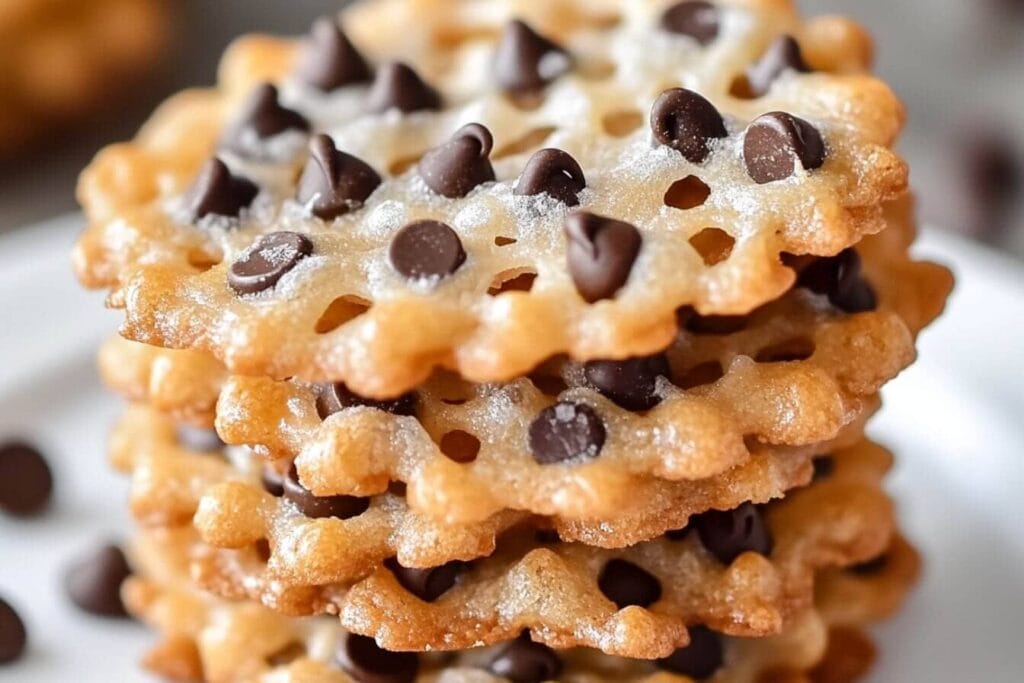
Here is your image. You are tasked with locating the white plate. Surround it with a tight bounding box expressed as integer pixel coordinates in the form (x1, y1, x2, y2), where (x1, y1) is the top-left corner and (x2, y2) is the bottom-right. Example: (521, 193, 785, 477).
(0, 214, 1022, 682)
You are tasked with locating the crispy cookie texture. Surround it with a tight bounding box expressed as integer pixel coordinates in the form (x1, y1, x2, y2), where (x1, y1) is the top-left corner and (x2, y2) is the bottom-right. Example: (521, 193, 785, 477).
(74, 0, 910, 398)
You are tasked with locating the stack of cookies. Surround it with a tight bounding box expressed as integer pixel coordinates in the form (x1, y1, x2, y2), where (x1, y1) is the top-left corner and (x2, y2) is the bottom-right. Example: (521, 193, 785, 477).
(74, 1, 952, 680)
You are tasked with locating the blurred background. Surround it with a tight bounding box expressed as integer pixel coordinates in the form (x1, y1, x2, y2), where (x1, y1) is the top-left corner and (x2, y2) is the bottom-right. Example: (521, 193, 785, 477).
(0, 0, 1021, 257)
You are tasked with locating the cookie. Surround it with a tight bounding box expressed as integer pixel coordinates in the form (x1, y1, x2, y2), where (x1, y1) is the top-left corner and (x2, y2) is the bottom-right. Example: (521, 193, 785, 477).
(75, 0, 910, 398)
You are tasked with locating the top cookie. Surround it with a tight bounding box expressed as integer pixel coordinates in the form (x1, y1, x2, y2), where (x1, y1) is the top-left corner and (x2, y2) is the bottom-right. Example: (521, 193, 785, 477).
(74, 0, 907, 397)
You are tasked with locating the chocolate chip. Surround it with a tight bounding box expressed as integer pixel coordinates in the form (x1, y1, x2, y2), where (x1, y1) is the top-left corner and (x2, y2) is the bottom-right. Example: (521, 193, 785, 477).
(743, 112, 825, 184)
(365, 62, 442, 114)
(657, 625, 724, 678)
(336, 633, 419, 683)
(64, 544, 131, 618)
(849, 553, 888, 576)
(528, 401, 606, 464)
(584, 354, 670, 411)
(295, 18, 372, 91)
(221, 83, 309, 153)
(227, 231, 313, 295)
(695, 502, 773, 564)
(297, 134, 382, 220)
(261, 466, 285, 497)
(660, 1, 720, 45)
(650, 88, 727, 163)
(797, 249, 877, 313)
(385, 558, 466, 602)
(488, 634, 564, 683)
(597, 559, 662, 608)
(284, 463, 369, 520)
(665, 526, 692, 542)
(317, 383, 417, 419)
(418, 123, 496, 198)
(564, 211, 642, 303)
(0, 597, 26, 664)
(494, 20, 571, 94)
(389, 220, 466, 281)
(811, 455, 835, 482)
(175, 425, 225, 453)
(514, 148, 586, 206)
(186, 158, 259, 221)
(0, 441, 53, 517)
(744, 35, 810, 98)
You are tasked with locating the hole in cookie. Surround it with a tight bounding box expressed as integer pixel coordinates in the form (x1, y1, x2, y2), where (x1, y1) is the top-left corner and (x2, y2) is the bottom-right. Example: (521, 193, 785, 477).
(528, 369, 568, 397)
(265, 641, 306, 667)
(493, 127, 557, 160)
(729, 74, 757, 100)
(389, 151, 426, 175)
(487, 269, 537, 296)
(602, 110, 643, 137)
(676, 360, 725, 390)
(683, 310, 750, 336)
(315, 295, 372, 334)
(439, 430, 481, 463)
(434, 371, 476, 406)
(494, 235, 517, 247)
(664, 176, 711, 210)
(254, 538, 271, 563)
(689, 228, 735, 266)
(755, 337, 816, 363)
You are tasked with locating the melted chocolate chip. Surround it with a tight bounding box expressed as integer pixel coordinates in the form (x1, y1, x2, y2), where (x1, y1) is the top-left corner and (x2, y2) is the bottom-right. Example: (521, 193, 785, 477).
(584, 354, 670, 411)
(695, 502, 773, 565)
(494, 19, 571, 94)
(745, 35, 810, 98)
(597, 559, 662, 608)
(221, 83, 309, 154)
(175, 425, 225, 453)
(514, 148, 586, 206)
(186, 158, 259, 221)
(797, 249, 877, 313)
(297, 134, 381, 220)
(261, 466, 285, 497)
(528, 402, 606, 464)
(564, 211, 642, 303)
(365, 62, 442, 114)
(389, 220, 466, 281)
(660, 1, 720, 45)
(743, 112, 825, 184)
(336, 634, 419, 683)
(385, 558, 466, 602)
(650, 88, 727, 163)
(64, 544, 132, 618)
(296, 18, 372, 91)
(488, 634, 564, 683)
(317, 383, 417, 419)
(657, 625, 724, 678)
(418, 123, 496, 198)
(0, 597, 26, 664)
(0, 440, 53, 516)
(227, 231, 313, 295)
(284, 463, 369, 520)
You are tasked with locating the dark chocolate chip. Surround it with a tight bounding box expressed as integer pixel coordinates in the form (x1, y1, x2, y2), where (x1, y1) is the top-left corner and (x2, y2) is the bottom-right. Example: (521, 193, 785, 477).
(797, 249, 877, 313)
(284, 463, 369, 520)
(583, 354, 670, 411)
(186, 158, 259, 221)
(261, 466, 285, 497)
(744, 35, 810, 98)
(0, 597, 27, 664)
(743, 111, 825, 184)
(514, 148, 586, 206)
(64, 544, 132, 618)
(650, 88, 727, 163)
(295, 18, 372, 91)
(175, 425, 225, 453)
(0, 441, 53, 517)
(494, 19, 571, 94)
(317, 383, 417, 419)
(389, 220, 466, 280)
(365, 62, 442, 114)
(660, 1, 720, 45)
(488, 634, 564, 683)
(227, 231, 313, 295)
(221, 83, 309, 153)
(695, 502, 773, 565)
(418, 123, 496, 198)
(811, 455, 835, 482)
(385, 558, 466, 602)
(849, 553, 888, 576)
(597, 559, 662, 608)
(657, 625, 724, 678)
(297, 134, 382, 220)
(528, 401, 606, 464)
(336, 633, 419, 683)
(564, 211, 642, 303)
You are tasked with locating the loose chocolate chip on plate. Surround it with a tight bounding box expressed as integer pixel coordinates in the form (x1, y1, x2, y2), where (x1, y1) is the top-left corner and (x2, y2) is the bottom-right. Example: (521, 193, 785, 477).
(695, 502, 774, 564)
(365, 62, 442, 114)
(597, 559, 663, 608)
(175, 425, 225, 453)
(64, 544, 132, 618)
(385, 558, 466, 602)
(261, 466, 285, 497)
(514, 148, 586, 206)
(297, 134, 382, 220)
(528, 401, 606, 464)
(336, 633, 419, 683)
(564, 211, 642, 303)
(797, 249, 877, 313)
(743, 111, 825, 184)
(744, 35, 810, 98)
(295, 17, 372, 91)
(651, 88, 727, 163)
(283, 463, 370, 520)
(488, 634, 564, 683)
(186, 158, 259, 221)
(418, 123, 496, 198)
(660, 1, 720, 45)
(0, 441, 53, 517)
(389, 220, 466, 281)
(494, 19, 571, 94)
(227, 231, 313, 295)
(221, 83, 309, 153)
(0, 597, 27, 664)
(317, 382, 417, 419)
(657, 625, 724, 678)
(584, 353, 670, 411)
